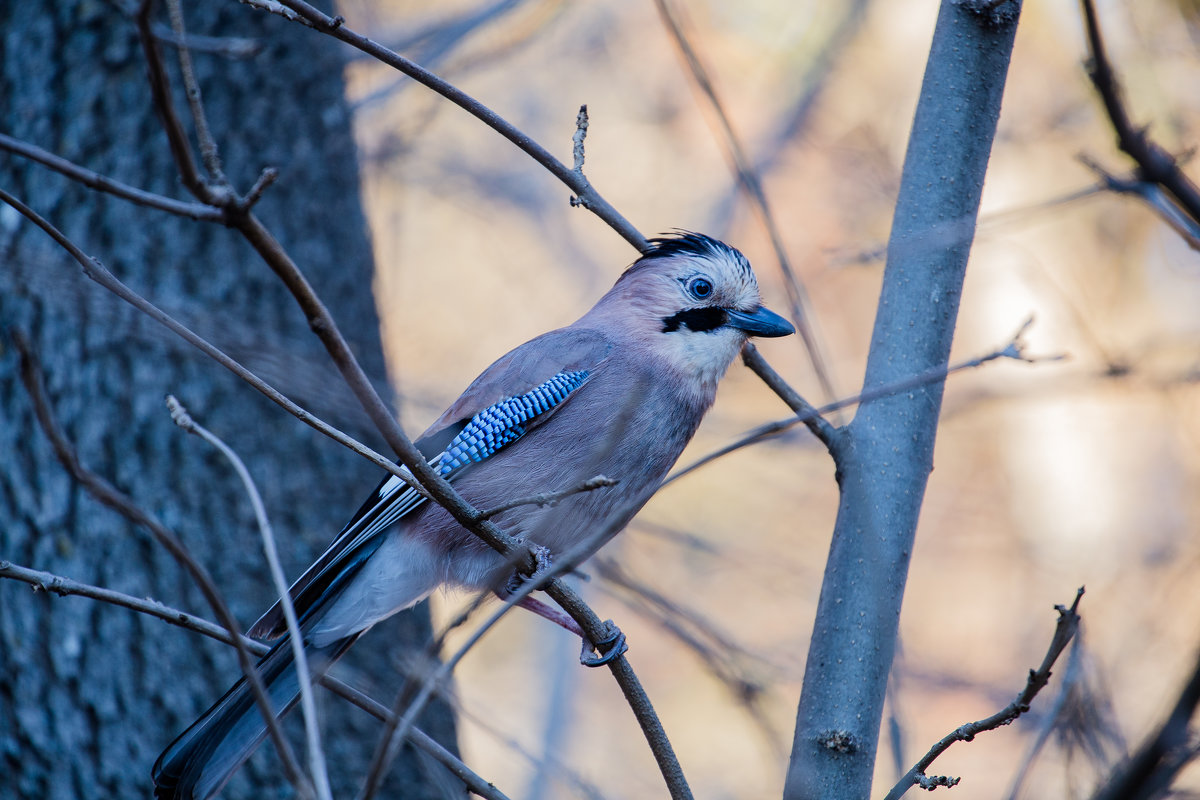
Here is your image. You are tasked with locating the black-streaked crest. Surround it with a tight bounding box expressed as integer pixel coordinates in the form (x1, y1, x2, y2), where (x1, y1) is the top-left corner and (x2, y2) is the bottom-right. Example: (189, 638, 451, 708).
(639, 231, 753, 278)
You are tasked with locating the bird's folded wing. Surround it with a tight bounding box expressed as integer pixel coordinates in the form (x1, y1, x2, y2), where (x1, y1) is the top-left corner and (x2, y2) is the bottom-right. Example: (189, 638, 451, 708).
(247, 327, 613, 640)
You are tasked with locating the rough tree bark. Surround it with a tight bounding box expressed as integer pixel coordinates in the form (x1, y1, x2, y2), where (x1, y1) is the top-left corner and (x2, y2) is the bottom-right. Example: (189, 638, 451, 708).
(0, 4, 458, 798)
(784, 2, 1024, 798)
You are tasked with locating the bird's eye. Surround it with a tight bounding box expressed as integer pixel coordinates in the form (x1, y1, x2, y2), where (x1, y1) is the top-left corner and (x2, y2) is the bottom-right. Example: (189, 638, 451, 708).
(687, 277, 714, 300)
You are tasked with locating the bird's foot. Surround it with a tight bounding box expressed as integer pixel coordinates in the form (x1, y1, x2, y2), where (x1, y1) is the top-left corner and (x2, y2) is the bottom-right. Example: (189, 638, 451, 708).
(504, 544, 554, 595)
(580, 619, 628, 668)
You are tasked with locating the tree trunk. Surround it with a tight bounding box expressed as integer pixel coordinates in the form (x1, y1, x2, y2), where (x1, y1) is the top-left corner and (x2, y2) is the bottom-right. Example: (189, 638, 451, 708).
(784, 2, 1023, 798)
(0, 4, 458, 798)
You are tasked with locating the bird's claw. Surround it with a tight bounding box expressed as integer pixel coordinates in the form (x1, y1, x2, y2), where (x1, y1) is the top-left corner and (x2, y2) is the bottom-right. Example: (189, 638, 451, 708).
(504, 545, 554, 595)
(579, 620, 628, 667)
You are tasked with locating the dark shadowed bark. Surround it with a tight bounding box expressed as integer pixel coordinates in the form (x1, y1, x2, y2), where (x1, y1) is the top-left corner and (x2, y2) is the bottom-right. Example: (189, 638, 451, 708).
(0, 3, 458, 798)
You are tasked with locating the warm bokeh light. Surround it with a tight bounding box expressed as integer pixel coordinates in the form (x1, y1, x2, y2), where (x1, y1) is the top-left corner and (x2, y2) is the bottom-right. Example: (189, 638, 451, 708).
(341, 1, 1200, 797)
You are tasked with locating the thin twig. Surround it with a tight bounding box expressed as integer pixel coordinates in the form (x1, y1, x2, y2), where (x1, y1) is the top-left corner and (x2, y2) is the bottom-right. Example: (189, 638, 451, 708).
(251, 0, 649, 252)
(741, 342, 839, 452)
(10, 332, 313, 800)
(653, 0, 839, 408)
(166, 395, 331, 800)
(151, 22, 264, 58)
(0, 133, 223, 221)
(237, 0, 316, 28)
(476, 475, 617, 520)
(133, 14, 434, 484)
(0, 559, 242, 644)
(668, 317, 1059, 485)
(243, 166, 279, 209)
(572, 104, 588, 173)
(1077, 156, 1200, 249)
(165, 0, 228, 183)
(1080, 0, 1200, 227)
(570, 104, 589, 207)
(0, 559, 512, 800)
(1004, 634, 1086, 800)
(135, 0, 211, 201)
(882, 588, 1085, 800)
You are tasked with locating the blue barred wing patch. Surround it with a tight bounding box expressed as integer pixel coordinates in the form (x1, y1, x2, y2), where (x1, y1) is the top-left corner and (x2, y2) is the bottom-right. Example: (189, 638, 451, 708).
(437, 370, 589, 476)
(250, 369, 591, 638)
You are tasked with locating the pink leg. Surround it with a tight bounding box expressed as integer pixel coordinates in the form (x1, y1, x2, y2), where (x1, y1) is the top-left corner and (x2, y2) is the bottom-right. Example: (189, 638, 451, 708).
(513, 594, 585, 637)
(496, 547, 627, 666)
(505, 593, 628, 667)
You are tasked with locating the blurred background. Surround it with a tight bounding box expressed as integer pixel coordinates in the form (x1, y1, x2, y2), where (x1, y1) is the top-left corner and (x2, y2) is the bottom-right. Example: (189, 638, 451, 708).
(333, 0, 1200, 797)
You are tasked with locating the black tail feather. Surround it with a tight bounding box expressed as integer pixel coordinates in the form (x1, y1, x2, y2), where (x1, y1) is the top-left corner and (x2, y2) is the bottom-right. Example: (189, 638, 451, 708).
(152, 634, 358, 800)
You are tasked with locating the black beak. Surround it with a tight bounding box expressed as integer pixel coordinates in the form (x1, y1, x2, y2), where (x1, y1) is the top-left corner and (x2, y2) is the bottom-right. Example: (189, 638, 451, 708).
(726, 306, 795, 338)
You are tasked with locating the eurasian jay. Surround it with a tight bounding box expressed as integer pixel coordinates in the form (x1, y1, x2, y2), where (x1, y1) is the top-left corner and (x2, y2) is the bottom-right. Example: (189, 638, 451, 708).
(153, 231, 794, 798)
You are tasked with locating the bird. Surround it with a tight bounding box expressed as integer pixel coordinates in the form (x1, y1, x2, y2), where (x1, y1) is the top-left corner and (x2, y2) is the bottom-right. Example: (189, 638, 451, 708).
(152, 231, 794, 799)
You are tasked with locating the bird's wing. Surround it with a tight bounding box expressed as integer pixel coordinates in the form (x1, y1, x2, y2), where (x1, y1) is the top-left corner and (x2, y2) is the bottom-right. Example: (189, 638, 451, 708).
(247, 328, 612, 640)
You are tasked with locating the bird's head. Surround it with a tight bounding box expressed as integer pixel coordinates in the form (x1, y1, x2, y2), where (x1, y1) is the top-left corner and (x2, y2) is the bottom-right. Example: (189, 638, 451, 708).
(584, 232, 794, 387)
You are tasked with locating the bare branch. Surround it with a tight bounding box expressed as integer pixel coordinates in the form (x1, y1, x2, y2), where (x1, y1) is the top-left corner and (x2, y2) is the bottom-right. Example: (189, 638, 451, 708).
(243, 166, 280, 210)
(137, 0, 430, 462)
(135, 0, 212, 201)
(1077, 156, 1200, 249)
(670, 318, 1057, 486)
(151, 22, 264, 58)
(740, 342, 839, 452)
(882, 588, 1085, 800)
(0, 560, 512, 800)
(164, 0, 228, 183)
(166, 395, 331, 800)
(10, 332, 313, 799)
(1080, 0, 1200, 229)
(0, 133, 223, 221)
(236, 0, 317, 28)
(1004, 635, 1089, 800)
(476, 475, 617, 520)
(0, 559, 237, 642)
(253, 0, 649, 251)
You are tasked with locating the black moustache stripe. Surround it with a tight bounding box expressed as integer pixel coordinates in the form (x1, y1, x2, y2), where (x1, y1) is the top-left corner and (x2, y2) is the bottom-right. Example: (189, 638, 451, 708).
(661, 307, 728, 333)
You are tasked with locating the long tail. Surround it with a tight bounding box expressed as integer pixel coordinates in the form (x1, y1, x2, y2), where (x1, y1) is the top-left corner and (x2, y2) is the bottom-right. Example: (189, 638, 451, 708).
(152, 633, 359, 800)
